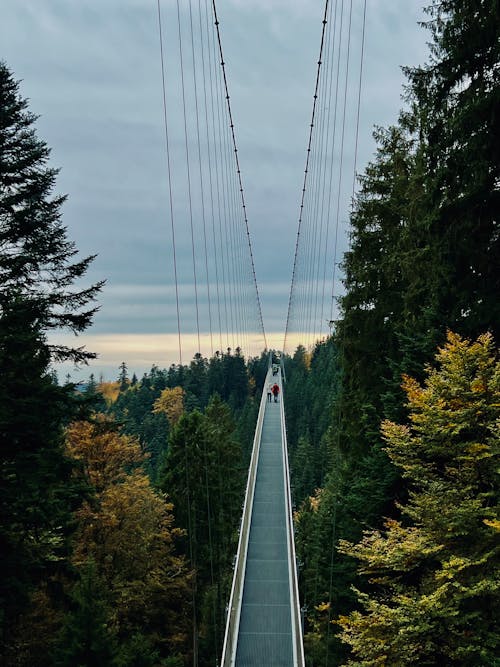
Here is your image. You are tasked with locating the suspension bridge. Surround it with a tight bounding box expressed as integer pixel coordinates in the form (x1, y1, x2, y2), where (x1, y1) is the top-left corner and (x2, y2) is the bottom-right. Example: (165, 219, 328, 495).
(156, 0, 367, 663)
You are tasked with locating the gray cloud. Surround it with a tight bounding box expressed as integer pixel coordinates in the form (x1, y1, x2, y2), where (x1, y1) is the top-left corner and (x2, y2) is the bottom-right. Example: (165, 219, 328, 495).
(1, 0, 429, 377)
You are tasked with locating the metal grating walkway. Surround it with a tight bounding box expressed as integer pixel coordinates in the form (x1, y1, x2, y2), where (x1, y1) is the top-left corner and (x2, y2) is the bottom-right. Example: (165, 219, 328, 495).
(222, 366, 304, 667)
(234, 399, 293, 666)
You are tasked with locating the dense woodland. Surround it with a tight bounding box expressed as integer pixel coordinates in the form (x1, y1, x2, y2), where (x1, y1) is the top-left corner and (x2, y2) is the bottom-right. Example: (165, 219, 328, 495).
(284, 1, 499, 664)
(1, 0, 499, 665)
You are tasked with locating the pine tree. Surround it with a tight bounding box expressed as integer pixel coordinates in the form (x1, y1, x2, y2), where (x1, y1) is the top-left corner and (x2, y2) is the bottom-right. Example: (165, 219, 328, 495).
(0, 61, 104, 357)
(161, 396, 244, 666)
(118, 361, 129, 392)
(54, 560, 116, 667)
(0, 61, 103, 649)
(337, 333, 499, 665)
(404, 0, 500, 341)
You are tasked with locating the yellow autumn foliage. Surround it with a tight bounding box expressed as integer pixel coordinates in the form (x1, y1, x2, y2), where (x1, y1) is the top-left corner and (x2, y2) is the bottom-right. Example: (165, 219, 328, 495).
(153, 386, 185, 425)
(96, 381, 120, 405)
(66, 417, 191, 656)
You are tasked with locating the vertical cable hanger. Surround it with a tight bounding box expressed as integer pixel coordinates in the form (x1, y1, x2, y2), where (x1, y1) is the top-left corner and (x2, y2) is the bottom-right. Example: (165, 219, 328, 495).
(284, 0, 330, 354)
(211, 0, 268, 353)
(157, 0, 182, 365)
(188, 0, 214, 356)
(176, 0, 201, 354)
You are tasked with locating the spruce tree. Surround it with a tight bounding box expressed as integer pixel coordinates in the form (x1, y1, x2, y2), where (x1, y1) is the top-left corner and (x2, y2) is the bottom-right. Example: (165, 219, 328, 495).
(118, 361, 128, 392)
(54, 560, 116, 667)
(404, 0, 500, 341)
(0, 61, 102, 648)
(337, 333, 499, 665)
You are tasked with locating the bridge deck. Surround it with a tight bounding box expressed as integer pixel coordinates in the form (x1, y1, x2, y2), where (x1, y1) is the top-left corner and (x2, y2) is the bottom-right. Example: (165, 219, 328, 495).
(234, 392, 294, 666)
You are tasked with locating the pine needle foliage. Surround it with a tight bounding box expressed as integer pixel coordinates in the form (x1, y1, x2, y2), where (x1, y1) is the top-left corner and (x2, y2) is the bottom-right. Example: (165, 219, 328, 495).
(337, 333, 499, 665)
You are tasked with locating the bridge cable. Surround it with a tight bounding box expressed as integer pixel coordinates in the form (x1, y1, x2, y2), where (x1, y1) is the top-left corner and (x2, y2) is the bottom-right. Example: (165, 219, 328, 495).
(284, 0, 330, 354)
(205, 0, 229, 351)
(309, 9, 332, 345)
(329, 0, 353, 323)
(325, 1, 367, 663)
(188, 0, 214, 357)
(176, 0, 202, 353)
(313, 0, 338, 343)
(319, 0, 343, 339)
(310, 0, 339, 612)
(157, 0, 182, 366)
(199, 0, 224, 353)
(217, 70, 237, 350)
(215, 0, 262, 354)
(211, 0, 268, 352)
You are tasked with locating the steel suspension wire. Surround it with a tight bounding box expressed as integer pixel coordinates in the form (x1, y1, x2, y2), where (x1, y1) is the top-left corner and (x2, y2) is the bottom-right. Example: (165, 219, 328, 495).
(313, 0, 338, 342)
(325, 2, 367, 663)
(284, 0, 368, 356)
(188, 0, 214, 356)
(211, 0, 268, 353)
(329, 0, 354, 323)
(205, 0, 230, 351)
(157, 0, 182, 366)
(351, 0, 367, 204)
(176, 0, 202, 354)
(199, 0, 223, 354)
(307, 2, 337, 346)
(157, 0, 266, 362)
(320, 0, 343, 338)
(283, 0, 330, 354)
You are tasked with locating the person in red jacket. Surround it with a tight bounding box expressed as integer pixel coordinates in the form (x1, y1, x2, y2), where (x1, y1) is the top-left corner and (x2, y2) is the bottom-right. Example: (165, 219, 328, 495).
(271, 383, 280, 403)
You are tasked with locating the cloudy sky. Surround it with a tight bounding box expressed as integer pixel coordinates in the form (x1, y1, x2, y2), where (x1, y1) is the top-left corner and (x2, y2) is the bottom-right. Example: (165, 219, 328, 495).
(1, 0, 429, 380)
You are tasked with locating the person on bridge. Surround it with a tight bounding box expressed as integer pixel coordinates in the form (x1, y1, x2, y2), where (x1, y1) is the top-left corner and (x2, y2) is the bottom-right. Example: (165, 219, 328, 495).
(271, 383, 280, 403)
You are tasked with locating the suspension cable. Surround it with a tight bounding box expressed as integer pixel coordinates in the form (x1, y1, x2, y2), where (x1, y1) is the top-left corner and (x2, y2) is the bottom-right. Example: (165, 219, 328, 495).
(176, 0, 202, 353)
(329, 0, 353, 323)
(157, 0, 182, 365)
(325, 2, 367, 663)
(188, 0, 214, 356)
(284, 0, 330, 354)
(211, 0, 268, 352)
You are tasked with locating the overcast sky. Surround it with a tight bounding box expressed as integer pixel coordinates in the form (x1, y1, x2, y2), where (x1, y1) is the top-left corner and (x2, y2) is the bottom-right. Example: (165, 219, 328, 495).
(1, 0, 429, 380)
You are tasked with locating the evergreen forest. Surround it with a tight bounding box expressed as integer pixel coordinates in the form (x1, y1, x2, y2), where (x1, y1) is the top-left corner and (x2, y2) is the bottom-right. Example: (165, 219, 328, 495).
(1, 1, 499, 665)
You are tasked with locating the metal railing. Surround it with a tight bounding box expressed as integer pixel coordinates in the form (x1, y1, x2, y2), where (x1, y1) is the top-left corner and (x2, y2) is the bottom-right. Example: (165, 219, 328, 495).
(221, 352, 304, 666)
(279, 373, 305, 667)
(220, 367, 270, 666)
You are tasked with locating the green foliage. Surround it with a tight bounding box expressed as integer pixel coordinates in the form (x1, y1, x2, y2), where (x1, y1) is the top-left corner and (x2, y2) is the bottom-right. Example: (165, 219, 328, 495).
(67, 416, 192, 663)
(284, 338, 340, 502)
(107, 349, 257, 485)
(0, 61, 101, 652)
(0, 61, 103, 359)
(160, 395, 245, 666)
(290, 3, 499, 664)
(118, 361, 129, 392)
(54, 560, 116, 667)
(337, 333, 500, 665)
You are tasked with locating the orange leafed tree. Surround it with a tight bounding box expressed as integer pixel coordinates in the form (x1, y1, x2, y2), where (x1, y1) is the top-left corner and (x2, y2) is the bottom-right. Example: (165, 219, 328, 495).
(67, 416, 192, 659)
(153, 386, 185, 426)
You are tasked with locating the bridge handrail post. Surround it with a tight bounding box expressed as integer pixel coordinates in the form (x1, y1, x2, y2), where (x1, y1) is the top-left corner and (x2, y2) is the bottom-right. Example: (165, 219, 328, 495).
(220, 369, 270, 666)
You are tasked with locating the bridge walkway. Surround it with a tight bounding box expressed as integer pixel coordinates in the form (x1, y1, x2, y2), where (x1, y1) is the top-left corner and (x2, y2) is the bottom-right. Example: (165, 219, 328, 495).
(222, 368, 304, 667)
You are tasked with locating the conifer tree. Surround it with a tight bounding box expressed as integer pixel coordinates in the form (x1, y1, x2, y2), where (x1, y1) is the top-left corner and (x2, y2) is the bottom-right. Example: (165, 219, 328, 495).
(0, 61, 103, 357)
(54, 560, 116, 667)
(404, 0, 500, 341)
(0, 61, 103, 649)
(118, 361, 129, 392)
(337, 333, 499, 665)
(161, 395, 244, 665)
